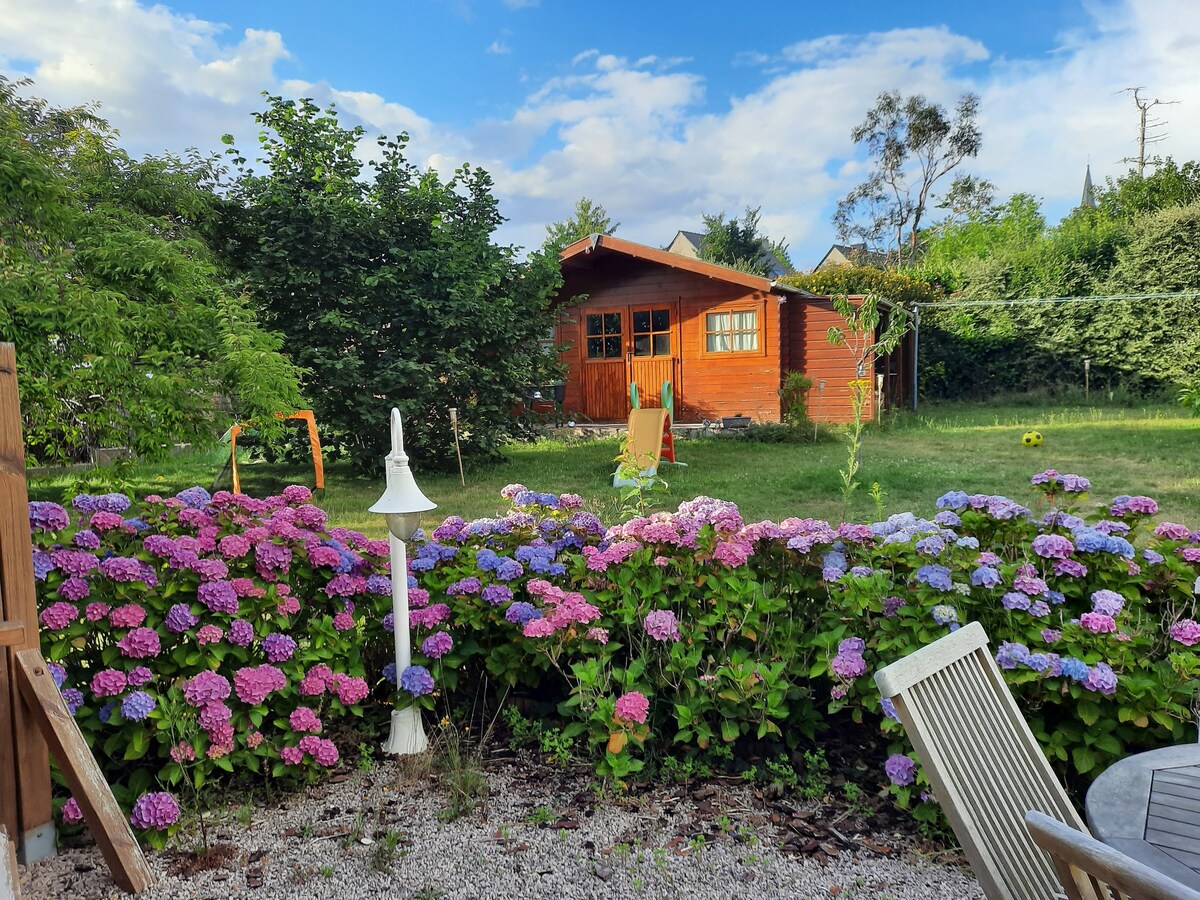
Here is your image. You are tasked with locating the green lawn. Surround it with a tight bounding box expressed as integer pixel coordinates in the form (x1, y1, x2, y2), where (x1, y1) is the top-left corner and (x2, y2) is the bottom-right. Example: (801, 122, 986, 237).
(27, 401, 1200, 537)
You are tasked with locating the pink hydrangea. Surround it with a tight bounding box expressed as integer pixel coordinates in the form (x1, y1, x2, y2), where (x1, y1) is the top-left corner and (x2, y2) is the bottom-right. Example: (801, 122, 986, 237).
(298, 735, 340, 766)
(57, 577, 89, 601)
(170, 742, 195, 763)
(1170, 619, 1200, 646)
(280, 745, 305, 765)
(276, 595, 301, 616)
(332, 674, 369, 705)
(308, 546, 342, 567)
(89, 511, 124, 532)
(614, 691, 649, 725)
(108, 603, 147, 628)
(61, 797, 83, 824)
(1155, 522, 1192, 540)
(233, 665, 287, 705)
(85, 602, 111, 622)
(282, 484, 312, 504)
(117, 627, 161, 659)
(196, 625, 224, 645)
(130, 793, 180, 830)
(332, 611, 355, 631)
(410, 604, 450, 629)
(246, 731, 264, 749)
(586, 627, 609, 645)
(523, 618, 556, 638)
(421, 631, 453, 659)
(289, 707, 323, 733)
(643, 610, 681, 642)
(39, 601, 78, 631)
(299, 664, 333, 696)
(91, 668, 127, 697)
(1080, 612, 1117, 634)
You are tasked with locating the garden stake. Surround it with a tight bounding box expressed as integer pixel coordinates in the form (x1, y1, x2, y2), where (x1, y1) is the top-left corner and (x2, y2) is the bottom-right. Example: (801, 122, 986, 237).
(450, 407, 465, 487)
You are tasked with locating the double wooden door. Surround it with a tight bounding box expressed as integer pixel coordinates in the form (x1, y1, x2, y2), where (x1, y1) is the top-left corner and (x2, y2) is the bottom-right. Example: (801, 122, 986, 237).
(581, 304, 678, 421)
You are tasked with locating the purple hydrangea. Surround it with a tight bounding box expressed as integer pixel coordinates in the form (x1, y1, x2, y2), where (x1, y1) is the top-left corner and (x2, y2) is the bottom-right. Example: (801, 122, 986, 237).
(1002, 592, 1032, 612)
(1031, 534, 1074, 559)
(885, 754, 917, 786)
(61, 688, 84, 715)
(446, 577, 482, 596)
(175, 487, 212, 509)
(198, 581, 238, 614)
(996, 642, 1030, 670)
(130, 792, 180, 830)
(165, 603, 199, 633)
(263, 632, 298, 662)
(482, 584, 514, 605)
(228, 619, 255, 646)
(1090, 590, 1125, 617)
(421, 631, 453, 659)
(881, 596, 906, 617)
(29, 501, 69, 532)
(366, 575, 392, 595)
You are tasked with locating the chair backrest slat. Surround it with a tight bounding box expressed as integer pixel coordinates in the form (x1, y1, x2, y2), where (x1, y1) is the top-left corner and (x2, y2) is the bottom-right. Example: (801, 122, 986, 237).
(875, 622, 1085, 900)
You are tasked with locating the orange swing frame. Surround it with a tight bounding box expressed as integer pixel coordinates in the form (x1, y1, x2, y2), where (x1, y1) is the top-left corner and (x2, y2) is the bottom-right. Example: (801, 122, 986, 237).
(227, 410, 325, 494)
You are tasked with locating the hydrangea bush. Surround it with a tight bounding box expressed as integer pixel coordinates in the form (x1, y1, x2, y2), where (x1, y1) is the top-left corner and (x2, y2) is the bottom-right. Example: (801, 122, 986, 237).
(32, 469, 1200, 837)
(30, 485, 391, 846)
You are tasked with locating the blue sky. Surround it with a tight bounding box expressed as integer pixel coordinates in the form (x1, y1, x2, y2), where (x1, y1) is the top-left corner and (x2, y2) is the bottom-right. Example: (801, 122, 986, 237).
(2, 0, 1198, 266)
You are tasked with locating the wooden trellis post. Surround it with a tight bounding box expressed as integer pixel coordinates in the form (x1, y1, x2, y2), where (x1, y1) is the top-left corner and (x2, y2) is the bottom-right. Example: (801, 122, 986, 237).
(0, 342, 54, 865)
(0, 343, 152, 893)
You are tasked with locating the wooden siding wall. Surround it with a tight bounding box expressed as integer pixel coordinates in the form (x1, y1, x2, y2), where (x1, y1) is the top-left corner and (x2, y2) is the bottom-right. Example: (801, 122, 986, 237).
(784, 297, 871, 424)
(554, 259, 783, 423)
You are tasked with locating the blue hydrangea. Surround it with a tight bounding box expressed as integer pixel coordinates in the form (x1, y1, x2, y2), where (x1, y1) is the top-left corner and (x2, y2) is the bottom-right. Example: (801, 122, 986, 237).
(930, 604, 959, 626)
(475, 548, 500, 572)
(971, 566, 1003, 588)
(1105, 536, 1135, 558)
(1002, 592, 1032, 611)
(61, 688, 84, 715)
(933, 510, 962, 527)
(366, 575, 392, 595)
(121, 691, 157, 721)
(505, 602, 542, 626)
(400, 665, 435, 697)
(382, 662, 397, 685)
(1142, 549, 1164, 564)
(495, 558, 524, 581)
(823, 550, 847, 571)
(917, 565, 953, 591)
(1059, 657, 1090, 682)
(936, 491, 970, 509)
(1072, 529, 1109, 553)
(175, 486, 212, 509)
(995, 642, 1030, 670)
(955, 536, 980, 550)
(98, 701, 116, 724)
(1026, 653, 1054, 673)
(47, 663, 67, 689)
(880, 698, 900, 722)
(915, 535, 945, 556)
(32, 550, 54, 581)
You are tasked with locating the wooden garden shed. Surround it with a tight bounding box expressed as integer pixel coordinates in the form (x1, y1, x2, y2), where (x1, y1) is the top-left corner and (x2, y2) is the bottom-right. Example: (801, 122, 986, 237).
(552, 234, 911, 424)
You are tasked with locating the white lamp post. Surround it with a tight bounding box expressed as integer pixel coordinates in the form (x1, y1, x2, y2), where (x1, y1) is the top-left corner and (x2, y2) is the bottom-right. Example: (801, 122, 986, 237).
(370, 408, 437, 755)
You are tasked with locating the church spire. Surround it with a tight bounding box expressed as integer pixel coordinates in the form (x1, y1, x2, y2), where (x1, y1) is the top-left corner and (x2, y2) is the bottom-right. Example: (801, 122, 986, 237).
(1080, 164, 1096, 208)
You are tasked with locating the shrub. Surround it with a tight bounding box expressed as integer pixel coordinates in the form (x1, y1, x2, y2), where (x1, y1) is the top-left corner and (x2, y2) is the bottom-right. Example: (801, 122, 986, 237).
(30, 485, 392, 845)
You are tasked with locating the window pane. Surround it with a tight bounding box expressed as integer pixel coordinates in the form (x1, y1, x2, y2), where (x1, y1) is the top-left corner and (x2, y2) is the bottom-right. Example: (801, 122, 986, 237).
(604, 336, 621, 357)
(732, 331, 758, 351)
(633, 335, 651, 357)
(706, 312, 730, 331)
(587, 337, 604, 358)
(586, 314, 603, 336)
(604, 313, 621, 334)
(707, 332, 730, 353)
(651, 309, 670, 331)
(732, 310, 757, 330)
(632, 311, 651, 333)
(653, 333, 671, 356)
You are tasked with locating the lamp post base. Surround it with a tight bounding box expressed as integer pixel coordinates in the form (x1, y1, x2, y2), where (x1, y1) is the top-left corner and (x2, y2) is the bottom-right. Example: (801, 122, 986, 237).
(382, 705, 429, 756)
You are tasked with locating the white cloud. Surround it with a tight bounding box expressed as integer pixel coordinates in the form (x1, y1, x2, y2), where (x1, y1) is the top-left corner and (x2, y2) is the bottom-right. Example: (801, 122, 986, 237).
(2, 0, 1197, 268)
(487, 40, 512, 55)
(503, 0, 539, 8)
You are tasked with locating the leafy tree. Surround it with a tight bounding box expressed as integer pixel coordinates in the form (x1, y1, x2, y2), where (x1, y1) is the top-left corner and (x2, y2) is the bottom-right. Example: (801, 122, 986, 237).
(542, 197, 619, 255)
(219, 96, 562, 472)
(697, 206, 791, 276)
(0, 78, 304, 463)
(911, 194, 1045, 292)
(834, 91, 983, 265)
(782, 266, 940, 307)
(1096, 158, 1200, 223)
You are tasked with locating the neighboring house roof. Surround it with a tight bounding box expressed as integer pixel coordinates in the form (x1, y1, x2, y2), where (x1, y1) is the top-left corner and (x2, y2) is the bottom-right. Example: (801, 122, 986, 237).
(815, 243, 887, 270)
(665, 229, 790, 278)
(559, 234, 812, 297)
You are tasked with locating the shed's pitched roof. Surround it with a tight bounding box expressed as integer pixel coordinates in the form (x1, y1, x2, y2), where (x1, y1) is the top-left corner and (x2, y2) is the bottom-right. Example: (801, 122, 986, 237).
(560, 234, 811, 297)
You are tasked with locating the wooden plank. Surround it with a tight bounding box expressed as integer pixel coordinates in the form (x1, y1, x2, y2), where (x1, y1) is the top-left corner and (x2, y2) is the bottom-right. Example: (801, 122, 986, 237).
(13, 650, 153, 894)
(0, 623, 25, 648)
(0, 825, 20, 899)
(1145, 826, 1200, 856)
(0, 343, 52, 851)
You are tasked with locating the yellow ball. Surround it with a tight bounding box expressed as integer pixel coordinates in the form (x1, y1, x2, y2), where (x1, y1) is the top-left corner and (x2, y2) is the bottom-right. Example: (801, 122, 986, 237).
(1021, 431, 1043, 447)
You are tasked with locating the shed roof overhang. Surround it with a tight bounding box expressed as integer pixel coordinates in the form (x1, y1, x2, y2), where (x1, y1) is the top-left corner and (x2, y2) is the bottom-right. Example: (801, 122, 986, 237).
(559, 234, 813, 300)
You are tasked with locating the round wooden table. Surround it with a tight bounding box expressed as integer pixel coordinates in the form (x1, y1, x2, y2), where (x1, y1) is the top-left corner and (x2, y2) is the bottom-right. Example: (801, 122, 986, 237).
(1086, 743, 1200, 890)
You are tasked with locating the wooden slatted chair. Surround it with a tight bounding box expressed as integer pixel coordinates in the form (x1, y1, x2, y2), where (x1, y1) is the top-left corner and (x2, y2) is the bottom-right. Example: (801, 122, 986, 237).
(1025, 810, 1200, 900)
(874, 621, 1088, 900)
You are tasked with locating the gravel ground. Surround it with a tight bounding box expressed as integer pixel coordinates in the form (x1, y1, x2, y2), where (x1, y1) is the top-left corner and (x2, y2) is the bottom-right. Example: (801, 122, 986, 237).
(19, 752, 984, 900)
